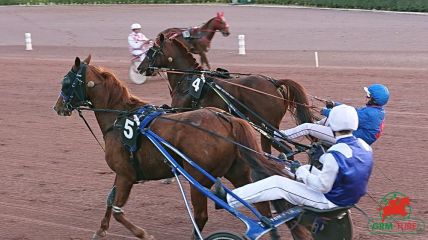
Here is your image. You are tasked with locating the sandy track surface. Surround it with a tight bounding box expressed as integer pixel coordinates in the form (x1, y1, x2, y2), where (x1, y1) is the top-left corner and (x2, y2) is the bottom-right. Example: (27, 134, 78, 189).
(0, 4, 427, 240)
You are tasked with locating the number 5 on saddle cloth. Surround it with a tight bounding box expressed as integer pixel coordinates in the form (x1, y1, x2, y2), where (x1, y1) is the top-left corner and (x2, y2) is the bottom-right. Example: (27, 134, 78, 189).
(114, 105, 164, 153)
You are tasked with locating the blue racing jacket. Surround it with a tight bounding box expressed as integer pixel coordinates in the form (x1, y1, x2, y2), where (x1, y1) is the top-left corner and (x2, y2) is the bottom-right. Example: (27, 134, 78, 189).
(322, 104, 385, 145)
(324, 136, 374, 206)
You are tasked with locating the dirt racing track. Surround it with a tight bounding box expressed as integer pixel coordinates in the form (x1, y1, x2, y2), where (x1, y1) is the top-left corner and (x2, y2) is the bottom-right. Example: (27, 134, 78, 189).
(0, 4, 427, 240)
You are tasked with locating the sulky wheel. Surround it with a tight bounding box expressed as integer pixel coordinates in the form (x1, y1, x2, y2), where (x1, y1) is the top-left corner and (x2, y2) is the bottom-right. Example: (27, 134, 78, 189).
(129, 61, 147, 84)
(204, 231, 244, 240)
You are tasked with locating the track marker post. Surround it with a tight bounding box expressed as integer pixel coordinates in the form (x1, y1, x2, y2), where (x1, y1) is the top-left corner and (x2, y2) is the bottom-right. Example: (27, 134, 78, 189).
(238, 34, 246, 55)
(25, 33, 33, 51)
(315, 51, 319, 68)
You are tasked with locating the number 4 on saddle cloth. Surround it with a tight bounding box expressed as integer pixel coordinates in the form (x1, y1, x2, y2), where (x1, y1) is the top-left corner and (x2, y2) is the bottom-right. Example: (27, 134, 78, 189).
(187, 68, 231, 108)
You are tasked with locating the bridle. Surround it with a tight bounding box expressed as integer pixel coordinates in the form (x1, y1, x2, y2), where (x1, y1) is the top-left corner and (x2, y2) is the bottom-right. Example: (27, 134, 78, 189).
(60, 63, 92, 111)
(213, 17, 230, 36)
(143, 43, 165, 75)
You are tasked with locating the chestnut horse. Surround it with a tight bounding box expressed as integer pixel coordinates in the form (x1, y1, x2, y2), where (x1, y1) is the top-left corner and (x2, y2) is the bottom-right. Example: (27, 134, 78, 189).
(53, 56, 311, 239)
(138, 34, 315, 154)
(159, 12, 230, 69)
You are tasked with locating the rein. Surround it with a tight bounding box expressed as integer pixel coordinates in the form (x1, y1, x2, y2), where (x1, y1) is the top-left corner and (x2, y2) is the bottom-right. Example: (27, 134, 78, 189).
(206, 82, 311, 151)
(74, 106, 192, 147)
(156, 113, 297, 165)
(77, 109, 105, 152)
(76, 105, 299, 178)
(76, 105, 300, 165)
(151, 67, 313, 152)
(74, 107, 132, 153)
(151, 67, 317, 109)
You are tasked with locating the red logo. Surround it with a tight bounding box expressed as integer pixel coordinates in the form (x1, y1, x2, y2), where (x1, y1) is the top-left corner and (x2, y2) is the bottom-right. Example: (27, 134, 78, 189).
(369, 192, 425, 234)
(378, 196, 410, 222)
(375, 120, 385, 139)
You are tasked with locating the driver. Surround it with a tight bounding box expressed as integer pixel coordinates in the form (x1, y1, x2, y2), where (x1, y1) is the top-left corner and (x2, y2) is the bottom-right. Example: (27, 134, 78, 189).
(214, 104, 374, 209)
(128, 23, 152, 61)
(276, 84, 390, 146)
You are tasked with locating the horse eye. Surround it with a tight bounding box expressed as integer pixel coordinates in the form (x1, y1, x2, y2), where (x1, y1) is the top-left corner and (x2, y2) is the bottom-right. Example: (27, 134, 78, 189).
(62, 77, 71, 86)
(147, 49, 155, 57)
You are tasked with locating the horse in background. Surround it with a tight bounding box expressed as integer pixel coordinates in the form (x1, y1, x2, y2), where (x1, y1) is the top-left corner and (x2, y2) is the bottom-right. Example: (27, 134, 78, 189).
(159, 12, 230, 69)
(138, 34, 315, 155)
(53, 56, 312, 239)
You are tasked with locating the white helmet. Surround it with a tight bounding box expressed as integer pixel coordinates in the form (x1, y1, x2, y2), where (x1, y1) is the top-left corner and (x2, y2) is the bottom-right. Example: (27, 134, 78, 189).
(328, 105, 358, 132)
(131, 23, 141, 30)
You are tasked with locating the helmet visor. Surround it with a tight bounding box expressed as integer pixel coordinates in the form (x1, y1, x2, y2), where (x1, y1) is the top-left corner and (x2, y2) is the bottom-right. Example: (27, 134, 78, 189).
(364, 87, 371, 98)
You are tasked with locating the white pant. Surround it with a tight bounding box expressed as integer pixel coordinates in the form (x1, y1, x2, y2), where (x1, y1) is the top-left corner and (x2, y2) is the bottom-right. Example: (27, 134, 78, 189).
(131, 42, 153, 61)
(131, 50, 147, 61)
(278, 120, 335, 145)
(227, 175, 337, 210)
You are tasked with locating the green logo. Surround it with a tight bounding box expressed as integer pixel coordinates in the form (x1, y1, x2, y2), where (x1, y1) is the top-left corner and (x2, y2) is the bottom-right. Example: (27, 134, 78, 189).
(369, 192, 425, 234)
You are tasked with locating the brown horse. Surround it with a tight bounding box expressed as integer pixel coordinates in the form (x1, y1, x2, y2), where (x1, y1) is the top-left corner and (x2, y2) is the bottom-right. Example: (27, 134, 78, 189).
(138, 34, 315, 154)
(53, 56, 311, 239)
(159, 12, 230, 69)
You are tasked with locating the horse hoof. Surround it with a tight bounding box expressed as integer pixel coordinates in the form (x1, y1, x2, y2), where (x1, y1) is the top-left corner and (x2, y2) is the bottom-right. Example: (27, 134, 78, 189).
(92, 230, 106, 240)
(161, 178, 175, 184)
(143, 234, 155, 240)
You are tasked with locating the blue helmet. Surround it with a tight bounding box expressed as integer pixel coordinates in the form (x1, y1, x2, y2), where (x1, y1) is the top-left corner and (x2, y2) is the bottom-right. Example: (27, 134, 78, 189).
(364, 84, 390, 106)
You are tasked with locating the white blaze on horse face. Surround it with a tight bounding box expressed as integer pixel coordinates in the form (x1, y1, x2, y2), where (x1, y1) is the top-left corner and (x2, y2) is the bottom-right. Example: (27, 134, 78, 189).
(168, 57, 173, 62)
(87, 81, 95, 88)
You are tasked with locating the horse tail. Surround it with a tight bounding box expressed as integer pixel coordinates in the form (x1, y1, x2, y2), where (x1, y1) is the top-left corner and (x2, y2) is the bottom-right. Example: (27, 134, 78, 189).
(276, 79, 315, 125)
(231, 118, 285, 180)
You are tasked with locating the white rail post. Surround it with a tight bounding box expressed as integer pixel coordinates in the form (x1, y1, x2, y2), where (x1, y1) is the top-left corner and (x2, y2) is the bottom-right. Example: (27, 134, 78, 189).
(315, 51, 319, 68)
(238, 34, 246, 55)
(25, 33, 32, 51)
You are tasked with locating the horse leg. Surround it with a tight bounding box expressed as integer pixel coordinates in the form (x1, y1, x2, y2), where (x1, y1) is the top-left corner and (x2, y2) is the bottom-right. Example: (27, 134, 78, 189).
(287, 221, 313, 240)
(93, 176, 120, 239)
(199, 52, 211, 70)
(190, 185, 210, 240)
(272, 201, 313, 240)
(111, 176, 154, 239)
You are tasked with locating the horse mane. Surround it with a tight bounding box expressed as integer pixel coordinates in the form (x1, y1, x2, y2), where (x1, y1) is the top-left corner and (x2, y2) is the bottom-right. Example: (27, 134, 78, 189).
(90, 65, 149, 108)
(202, 15, 223, 28)
(171, 38, 202, 70)
(202, 17, 216, 27)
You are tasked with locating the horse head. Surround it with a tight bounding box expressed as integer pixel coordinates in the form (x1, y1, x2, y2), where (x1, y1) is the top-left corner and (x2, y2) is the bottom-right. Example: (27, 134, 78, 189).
(55, 55, 140, 116)
(214, 12, 230, 37)
(54, 55, 93, 116)
(137, 33, 200, 75)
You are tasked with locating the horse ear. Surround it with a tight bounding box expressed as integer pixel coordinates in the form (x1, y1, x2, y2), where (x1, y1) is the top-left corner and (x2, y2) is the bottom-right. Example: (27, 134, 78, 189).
(74, 57, 81, 70)
(83, 54, 91, 64)
(159, 33, 165, 43)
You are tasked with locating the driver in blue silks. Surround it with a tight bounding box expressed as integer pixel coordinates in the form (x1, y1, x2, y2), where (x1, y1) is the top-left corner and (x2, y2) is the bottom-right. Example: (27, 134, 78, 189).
(214, 105, 374, 209)
(275, 84, 390, 146)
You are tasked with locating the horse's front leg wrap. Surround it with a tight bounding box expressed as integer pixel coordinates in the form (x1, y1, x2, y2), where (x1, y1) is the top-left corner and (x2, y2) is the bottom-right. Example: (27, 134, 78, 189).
(106, 185, 117, 207)
(93, 186, 117, 239)
(112, 206, 124, 214)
